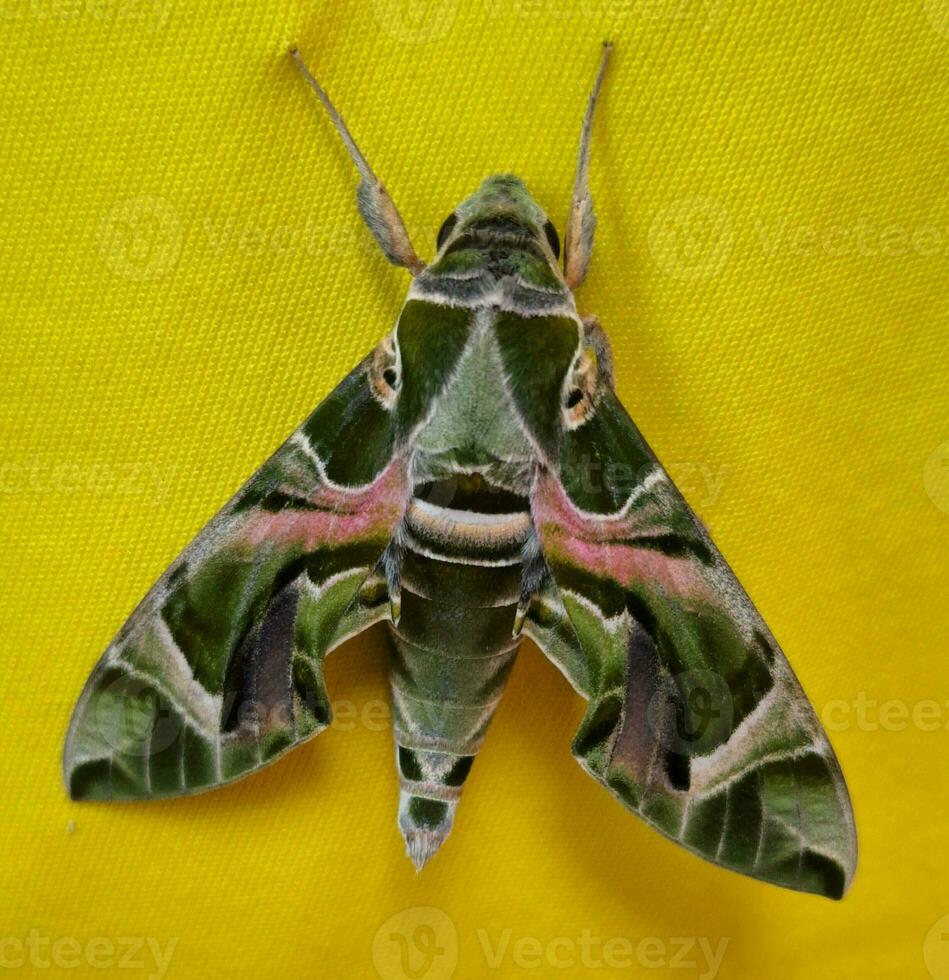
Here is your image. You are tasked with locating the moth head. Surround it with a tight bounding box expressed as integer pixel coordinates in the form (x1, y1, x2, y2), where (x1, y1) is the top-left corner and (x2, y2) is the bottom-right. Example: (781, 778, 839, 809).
(436, 174, 561, 266)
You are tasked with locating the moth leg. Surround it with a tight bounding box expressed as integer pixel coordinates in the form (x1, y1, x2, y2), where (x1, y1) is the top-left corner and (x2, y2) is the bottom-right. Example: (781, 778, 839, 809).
(514, 527, 546, 637)
(581, 314, 615, 390)
(564, 42, 612, 290)
(290, 47, 424, 275)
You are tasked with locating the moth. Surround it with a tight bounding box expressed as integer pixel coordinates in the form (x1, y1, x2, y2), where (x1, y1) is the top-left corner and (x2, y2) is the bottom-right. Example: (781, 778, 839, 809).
(64, 43, 857, 899)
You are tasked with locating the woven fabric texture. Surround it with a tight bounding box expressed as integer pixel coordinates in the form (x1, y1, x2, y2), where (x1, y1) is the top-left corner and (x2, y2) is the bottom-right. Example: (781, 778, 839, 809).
(2, 2, 948, 977)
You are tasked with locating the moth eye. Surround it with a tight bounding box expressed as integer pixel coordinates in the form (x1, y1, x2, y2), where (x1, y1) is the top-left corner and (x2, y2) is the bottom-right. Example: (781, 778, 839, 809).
(370, 336, 400, 409)
(437, 213, 458, 250)
(563, 348, 597, 429)
(543, 219, 561, 259)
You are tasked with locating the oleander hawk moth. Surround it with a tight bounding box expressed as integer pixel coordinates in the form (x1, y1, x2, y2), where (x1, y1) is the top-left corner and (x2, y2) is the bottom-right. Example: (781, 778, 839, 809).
(64, 43, 857, 899)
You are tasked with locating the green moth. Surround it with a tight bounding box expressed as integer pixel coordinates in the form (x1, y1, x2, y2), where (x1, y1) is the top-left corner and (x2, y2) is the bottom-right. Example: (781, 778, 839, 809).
(64, 44, 857, 899)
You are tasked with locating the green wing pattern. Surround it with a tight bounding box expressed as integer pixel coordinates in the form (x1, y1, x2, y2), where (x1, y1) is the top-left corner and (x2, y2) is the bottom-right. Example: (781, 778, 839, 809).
(64, 358, 408, 800)
(526, 390, 857, 899)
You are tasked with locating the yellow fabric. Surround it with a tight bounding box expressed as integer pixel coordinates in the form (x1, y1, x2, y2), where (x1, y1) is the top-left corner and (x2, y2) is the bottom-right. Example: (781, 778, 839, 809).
(2, 2, 947, 977)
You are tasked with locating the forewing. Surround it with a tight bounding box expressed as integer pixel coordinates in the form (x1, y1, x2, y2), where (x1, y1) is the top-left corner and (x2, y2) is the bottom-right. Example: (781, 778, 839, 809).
(64, 356, 408, 801)
(526, 389, 857, 899)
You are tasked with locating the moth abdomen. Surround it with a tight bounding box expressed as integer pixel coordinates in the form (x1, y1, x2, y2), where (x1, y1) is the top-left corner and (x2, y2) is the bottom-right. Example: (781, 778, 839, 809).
(389, 628, 519, 869)
(386, 476, 532, 867)
(403, 497, 531, 567)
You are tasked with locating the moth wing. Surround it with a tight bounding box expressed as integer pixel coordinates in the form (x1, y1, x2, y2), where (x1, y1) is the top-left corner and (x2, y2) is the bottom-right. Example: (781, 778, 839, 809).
(64, 357, 408, 801)
(525, 388, 857, 898)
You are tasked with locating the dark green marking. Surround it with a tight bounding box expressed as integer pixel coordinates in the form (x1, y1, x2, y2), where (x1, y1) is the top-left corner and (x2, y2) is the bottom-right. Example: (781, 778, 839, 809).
(444, 755, 474, 787)
(408, 796, 449, 828)
(161, 556, 256, 694)
(494, 311, 580, 459)
(398, 746, 424, 781)
(559, 392, 655, 513)
(395, 300, 472, 439)
(302, 359, 397, 486)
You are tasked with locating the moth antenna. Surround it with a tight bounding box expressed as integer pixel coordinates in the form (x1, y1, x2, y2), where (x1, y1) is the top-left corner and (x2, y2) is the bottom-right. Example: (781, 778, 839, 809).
(290, 47, 424, 275)
(563, 41, 612, 290)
